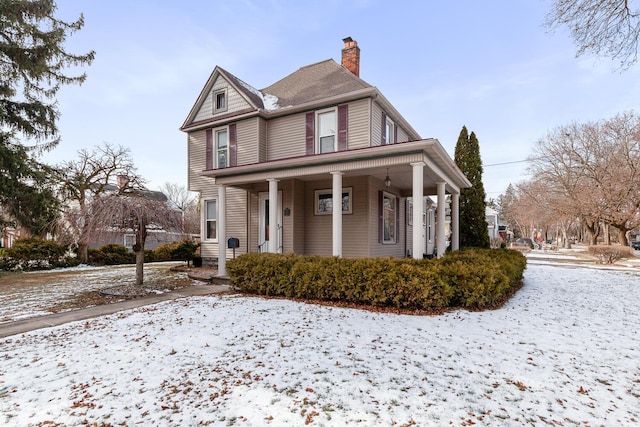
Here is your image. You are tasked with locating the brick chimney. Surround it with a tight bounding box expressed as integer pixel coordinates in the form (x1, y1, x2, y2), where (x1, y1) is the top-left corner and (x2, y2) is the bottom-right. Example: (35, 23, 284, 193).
(341, 37, 360, 77)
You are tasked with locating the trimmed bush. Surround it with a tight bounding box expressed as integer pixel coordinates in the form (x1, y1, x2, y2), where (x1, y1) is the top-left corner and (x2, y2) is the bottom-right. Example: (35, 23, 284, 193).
(88, 244, 135, 265)
(3, 237, 68, 270)
(227, 249, 526, 311)
(153, 241, 182, 261)
(588, 245, 633, 264)
(170, 240, 199, 266)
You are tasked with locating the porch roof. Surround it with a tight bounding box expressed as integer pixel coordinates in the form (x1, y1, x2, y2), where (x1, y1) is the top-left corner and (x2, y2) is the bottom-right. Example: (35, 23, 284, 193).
(202, 139, 471, 194)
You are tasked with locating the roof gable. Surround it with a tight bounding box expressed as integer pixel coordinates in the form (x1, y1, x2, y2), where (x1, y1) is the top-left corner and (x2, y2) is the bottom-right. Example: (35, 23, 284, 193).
(181, 66, 275, 129)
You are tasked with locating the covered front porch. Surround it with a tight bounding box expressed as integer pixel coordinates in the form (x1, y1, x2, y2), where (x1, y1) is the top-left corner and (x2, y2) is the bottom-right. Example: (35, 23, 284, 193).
(205, 139, 471, 276)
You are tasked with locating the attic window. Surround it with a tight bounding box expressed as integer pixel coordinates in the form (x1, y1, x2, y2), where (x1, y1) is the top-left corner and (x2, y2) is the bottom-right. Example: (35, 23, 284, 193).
(214, 89, 227, 113)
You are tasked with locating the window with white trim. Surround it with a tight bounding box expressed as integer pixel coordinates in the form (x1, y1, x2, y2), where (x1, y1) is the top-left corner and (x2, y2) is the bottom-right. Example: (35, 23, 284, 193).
(385, 117, 394, 145)
(382, 191, 396, 244)
(124, 234, 135, 249)
(317, 109, 337, 153)
(205, 199, 217, 240)
(314, 187, 353, 215)
(216, 129, 228, 168)
(213, 89, 227, 113)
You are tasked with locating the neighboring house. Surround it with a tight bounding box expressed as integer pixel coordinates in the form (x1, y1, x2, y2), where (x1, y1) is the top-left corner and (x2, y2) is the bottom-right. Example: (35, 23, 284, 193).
(486, 206, 500, 240)
(181, 38, 471, 275)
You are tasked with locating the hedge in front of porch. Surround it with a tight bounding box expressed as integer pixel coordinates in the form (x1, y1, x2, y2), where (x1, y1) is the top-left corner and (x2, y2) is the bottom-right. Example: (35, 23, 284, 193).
(226, 248, 526, 311)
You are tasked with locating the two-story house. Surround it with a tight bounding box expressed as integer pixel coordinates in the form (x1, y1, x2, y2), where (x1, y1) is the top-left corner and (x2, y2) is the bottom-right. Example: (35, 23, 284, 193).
(181, 38, 471, 276)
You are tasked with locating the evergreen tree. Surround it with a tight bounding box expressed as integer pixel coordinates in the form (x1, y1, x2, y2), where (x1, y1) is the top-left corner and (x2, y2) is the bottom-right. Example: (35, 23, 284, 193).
(454, 126, 490, 248)
(0, 0, 94, 234)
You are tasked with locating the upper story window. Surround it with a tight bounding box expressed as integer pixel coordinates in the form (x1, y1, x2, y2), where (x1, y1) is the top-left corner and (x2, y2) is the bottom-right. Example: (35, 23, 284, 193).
(317, 109, 336, 153)
(216, 129, 228, 168)
(385, 117, 395, 145)
(214, 89, 227, 113)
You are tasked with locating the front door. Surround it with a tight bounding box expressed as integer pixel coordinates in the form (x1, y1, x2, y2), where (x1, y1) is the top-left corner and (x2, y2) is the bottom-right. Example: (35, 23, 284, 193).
(259, 191, 283, 253)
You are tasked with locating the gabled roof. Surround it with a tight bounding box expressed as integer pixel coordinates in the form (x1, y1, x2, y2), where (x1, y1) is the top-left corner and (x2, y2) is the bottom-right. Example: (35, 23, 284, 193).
(181, 58, 420, 140)
(262, 59, 372, 108)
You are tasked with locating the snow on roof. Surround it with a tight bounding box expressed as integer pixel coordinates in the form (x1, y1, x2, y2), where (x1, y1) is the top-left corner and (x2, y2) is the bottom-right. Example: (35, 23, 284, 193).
(234, 76, 280, 111)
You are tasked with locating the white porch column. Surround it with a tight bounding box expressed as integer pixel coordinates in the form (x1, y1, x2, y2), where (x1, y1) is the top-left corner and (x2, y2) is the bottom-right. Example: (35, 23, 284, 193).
(436, 181, 446, 258)
(331, 171, 343, 257)
(411, 162, 424, 259)
(268, 178, 279, 253)
(217, 184, 227, 277)
(451, 192, 460, 251)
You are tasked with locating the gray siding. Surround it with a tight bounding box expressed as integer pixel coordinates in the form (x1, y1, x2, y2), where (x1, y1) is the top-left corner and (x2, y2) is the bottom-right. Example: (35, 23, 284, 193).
(345, 98, 371, 150)
(304, 176, 369, 258)
(199, 186, 248, 262)
(267, 112, 306, 161)
(371, 102, 383, 147)
(187, 130, 207, 192)
(397, 126, 410, 143)
(237, 118, 259, 165)
(368, 176, 406, 258)
(194, 76, 252, 122)
(258, 118, 267, 163)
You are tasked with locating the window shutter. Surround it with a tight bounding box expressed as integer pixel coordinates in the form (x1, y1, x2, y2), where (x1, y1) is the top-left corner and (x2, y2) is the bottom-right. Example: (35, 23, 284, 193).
(305, 112, 315, 155)
(381, 112, 387, 145)
(378, 191, 383, 243)
(205, 129, 213, 170)
(229, 123, 237, 167)
(338, 104, 348, 151)
(394, 124, 398, 144)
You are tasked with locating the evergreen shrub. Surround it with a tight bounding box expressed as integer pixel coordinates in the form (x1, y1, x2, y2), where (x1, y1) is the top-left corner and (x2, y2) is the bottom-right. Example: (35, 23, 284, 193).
(227, 249, 526, 311)
(3, 237, 68, 270)
(88, 244, 135, 265)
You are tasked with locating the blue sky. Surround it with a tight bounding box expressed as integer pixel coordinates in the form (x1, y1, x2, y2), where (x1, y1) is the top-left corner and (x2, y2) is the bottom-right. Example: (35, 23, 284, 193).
(45, 0, 640, 197)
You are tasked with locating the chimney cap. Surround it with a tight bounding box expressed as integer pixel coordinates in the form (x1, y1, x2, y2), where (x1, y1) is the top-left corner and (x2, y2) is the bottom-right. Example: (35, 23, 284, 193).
(342, 36, 354, 44)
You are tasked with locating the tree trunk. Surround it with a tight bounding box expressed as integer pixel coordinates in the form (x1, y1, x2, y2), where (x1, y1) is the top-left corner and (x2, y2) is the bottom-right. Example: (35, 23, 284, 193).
(135, 249, 144, 286)
(77, 243, 89, 264)
(603, 223, 611, 245)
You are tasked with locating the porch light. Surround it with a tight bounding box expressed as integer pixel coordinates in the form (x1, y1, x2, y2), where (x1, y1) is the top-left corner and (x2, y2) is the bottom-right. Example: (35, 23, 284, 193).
(384, 168, 391, 188)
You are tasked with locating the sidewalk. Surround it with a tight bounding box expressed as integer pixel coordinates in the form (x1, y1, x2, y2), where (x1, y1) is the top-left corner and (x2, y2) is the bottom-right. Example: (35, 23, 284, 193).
(0, 284, 230, 339)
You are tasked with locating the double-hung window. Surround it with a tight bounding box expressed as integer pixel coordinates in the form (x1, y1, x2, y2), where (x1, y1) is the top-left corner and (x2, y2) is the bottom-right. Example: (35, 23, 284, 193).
(213, 89, 227, 113)
(216, 129, 228, 168)
(205, 200, 217, 240)
(317, 109, 337, 153)
(385, 117, 394, 145)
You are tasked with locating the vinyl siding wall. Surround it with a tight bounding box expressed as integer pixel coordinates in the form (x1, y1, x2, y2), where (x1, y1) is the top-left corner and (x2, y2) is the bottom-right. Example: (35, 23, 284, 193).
(237, 117, 260, 165)
(304, 176, 369, 258)
(368, 176, 406, 258)
(194, 76, 252, 122)
(267, 112, 306, 161)
(371, 102, 383, 146)
(344, 98, 371, 150)
(187, 130, 207, 192)
(200, 186, 248, 263)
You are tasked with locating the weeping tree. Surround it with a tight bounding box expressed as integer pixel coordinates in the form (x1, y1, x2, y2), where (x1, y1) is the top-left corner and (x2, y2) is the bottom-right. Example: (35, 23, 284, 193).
(454, 126, 490, 248)
(56, 143, 143, 263)
(92, 189, 183, 286)
(0, 0, 94, 234)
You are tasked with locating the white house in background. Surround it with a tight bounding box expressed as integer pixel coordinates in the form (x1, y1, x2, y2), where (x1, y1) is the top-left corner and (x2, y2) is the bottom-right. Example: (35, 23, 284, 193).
(486, 206, 500, 240)
(181, 38, 471, 276)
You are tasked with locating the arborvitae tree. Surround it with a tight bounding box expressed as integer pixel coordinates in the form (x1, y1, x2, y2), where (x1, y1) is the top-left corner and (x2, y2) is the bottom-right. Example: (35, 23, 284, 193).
(454, 126, 490, 248)
(0, 0, 95, 234)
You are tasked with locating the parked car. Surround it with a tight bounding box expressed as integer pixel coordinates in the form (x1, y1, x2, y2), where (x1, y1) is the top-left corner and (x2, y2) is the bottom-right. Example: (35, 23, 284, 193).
(631, 241, 640, 250)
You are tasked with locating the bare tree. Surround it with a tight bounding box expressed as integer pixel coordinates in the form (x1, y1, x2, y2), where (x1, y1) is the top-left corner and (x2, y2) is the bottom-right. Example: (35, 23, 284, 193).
(528, 112, 640, 246)
(92, 190, 183, 286)
(546, 0, 640, 69)
(160, 182, 200, 235)
(56, 143, 144, 262)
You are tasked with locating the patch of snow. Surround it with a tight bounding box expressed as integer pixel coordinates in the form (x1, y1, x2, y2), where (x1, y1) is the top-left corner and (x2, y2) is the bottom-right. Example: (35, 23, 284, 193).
(234, 77, 280, 110)
(0, 264, 639, 425)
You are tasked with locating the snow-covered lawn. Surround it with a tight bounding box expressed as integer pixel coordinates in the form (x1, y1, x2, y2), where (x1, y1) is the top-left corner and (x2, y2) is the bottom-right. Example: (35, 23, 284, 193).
(1, 263, 639, 426)
(0, 262, 194, 323)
